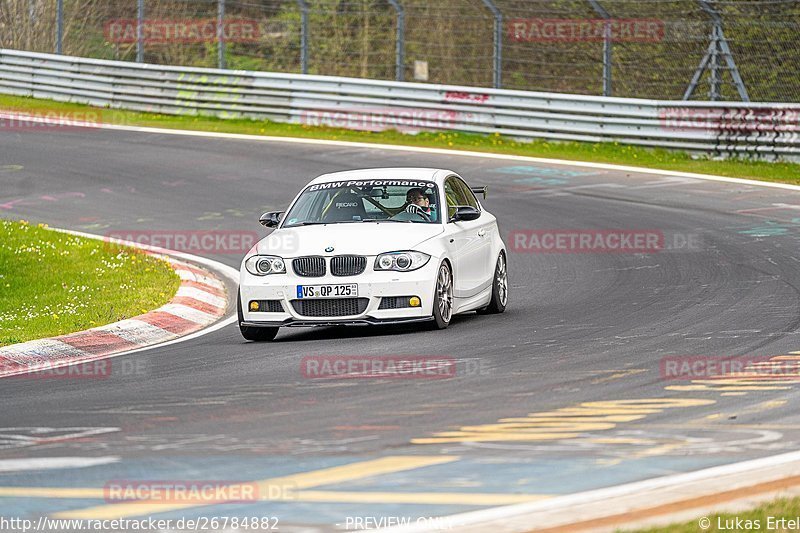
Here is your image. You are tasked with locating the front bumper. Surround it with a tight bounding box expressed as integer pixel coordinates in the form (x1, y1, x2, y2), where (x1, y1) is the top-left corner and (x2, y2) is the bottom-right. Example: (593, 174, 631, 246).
(241, 316, 434, 328)
(239, 259, 438, 327)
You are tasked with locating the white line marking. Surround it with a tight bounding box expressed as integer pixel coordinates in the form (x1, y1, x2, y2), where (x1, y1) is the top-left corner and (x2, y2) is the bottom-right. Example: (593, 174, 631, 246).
(175, 286, 227, 308)
(159, 303, 220, 325)
(0, 428, 121, 450)
(0, 339, 90, 365)
(174, 268, 226, 290)
(100, 319, 176, 346)
(1, 114, 791, 192)
(175, 269, 199, 282)
(376, 449, 800, 532)
(0, 457, 119, 472)
(628, 176, 701, 190)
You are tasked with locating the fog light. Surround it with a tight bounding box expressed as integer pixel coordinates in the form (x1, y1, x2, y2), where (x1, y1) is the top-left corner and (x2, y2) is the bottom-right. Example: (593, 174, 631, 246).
(249, 301, 260, 312)
(409, 296, 421, 307)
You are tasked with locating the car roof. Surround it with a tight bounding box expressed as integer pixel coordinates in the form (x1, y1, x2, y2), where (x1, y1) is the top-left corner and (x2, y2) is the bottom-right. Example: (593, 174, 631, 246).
(308, 168, 455, 186)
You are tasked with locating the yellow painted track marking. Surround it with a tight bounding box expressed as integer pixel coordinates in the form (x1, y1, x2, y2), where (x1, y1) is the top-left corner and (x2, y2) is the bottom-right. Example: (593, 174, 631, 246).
(629, 442, 684, 458)
(52, 455, 457, 520)
(0, 487, 544, 507)
(0, 488, 104, 499)
(667, 354, 800, 394)
(413, 432, 581, 444)
(690, 400, 787, 423)
(757, 400, 788, 410)
(413, 399, 715, 444)
(590, 369, 647, 384)
(586, 437, 654, 445)
(292, 490, 547, 505)
(666, 384, 791, 392)
(500, 415, 646, 423)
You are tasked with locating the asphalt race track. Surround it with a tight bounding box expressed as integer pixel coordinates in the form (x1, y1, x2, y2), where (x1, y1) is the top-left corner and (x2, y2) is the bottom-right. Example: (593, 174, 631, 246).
(3, 125, 800, 531)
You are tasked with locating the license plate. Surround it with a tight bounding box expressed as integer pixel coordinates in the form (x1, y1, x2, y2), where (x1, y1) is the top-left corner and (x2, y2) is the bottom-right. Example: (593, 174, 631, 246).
(297, 284, 358, 299)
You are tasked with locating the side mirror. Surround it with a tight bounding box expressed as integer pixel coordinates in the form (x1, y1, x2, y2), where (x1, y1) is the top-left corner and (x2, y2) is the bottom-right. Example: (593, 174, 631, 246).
(259, 211, 283, 228)
(449, 206, 481, 223)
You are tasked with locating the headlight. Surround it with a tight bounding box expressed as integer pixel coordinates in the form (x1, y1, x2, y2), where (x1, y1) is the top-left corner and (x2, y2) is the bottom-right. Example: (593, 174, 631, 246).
(245, 255, 286, 276)
(374, 251, 430, 272)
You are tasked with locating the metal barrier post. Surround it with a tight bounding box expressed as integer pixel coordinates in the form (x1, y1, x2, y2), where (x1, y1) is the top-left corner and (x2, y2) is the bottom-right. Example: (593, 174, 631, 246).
(481, 0, 503, 89)
(218, 0, 226, 69)
(136, 0, 144, 63)
(587, 0, 612, 97)
(297, 0, 309, 74)
(387, 0, 405, 81)
(55, 0, 63, 54)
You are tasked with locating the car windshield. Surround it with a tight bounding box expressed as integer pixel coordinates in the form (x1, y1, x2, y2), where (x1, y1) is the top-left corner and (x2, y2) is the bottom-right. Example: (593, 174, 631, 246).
(282, 179, 441, 227)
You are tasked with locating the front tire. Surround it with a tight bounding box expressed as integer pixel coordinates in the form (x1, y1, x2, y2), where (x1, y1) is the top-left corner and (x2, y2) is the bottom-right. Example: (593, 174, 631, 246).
(477, 252, 508, 315)
(431, 262, 454, 329)
(238, 292, 279, 342)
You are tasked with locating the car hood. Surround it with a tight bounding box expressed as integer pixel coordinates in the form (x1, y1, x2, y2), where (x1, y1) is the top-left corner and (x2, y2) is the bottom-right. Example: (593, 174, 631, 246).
(257, 223, 444, 257)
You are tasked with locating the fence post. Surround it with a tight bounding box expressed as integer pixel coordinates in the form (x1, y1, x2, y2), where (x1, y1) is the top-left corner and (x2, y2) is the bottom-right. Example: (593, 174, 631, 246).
(386, 0, 405, 81)
(684, 0, 749, 102)
(55, 0, 63, 54)
(715, 18, 749, 101)
(481, 0, 503, 89)
(136, 0, 144, 62)
(297, 0, 309, 74)
(709, 24, 720, 100)
(218, 0, 226, 69)
(587, 0, 611, 96)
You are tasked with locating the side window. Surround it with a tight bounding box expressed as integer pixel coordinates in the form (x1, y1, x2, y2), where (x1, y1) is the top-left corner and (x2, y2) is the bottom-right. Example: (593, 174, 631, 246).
(454, 178, 480, 210)
(444, 176, 471, 221)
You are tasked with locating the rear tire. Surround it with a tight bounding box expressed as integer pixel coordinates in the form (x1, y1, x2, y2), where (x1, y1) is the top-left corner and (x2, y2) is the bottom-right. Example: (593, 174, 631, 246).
(431, 262, 454, 329)
(238, 292, 279, 342)
(477, 252, 507, 315)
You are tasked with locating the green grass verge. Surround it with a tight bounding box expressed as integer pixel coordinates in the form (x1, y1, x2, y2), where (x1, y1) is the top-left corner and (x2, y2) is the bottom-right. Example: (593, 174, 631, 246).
(0, 219, 180, 347)
(624, 497, 800, 532)
(2, 94, 799, 185)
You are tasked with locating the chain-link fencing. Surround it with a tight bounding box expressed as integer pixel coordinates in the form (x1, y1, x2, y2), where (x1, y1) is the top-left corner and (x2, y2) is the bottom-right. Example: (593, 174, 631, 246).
(1, 0, 798, 102)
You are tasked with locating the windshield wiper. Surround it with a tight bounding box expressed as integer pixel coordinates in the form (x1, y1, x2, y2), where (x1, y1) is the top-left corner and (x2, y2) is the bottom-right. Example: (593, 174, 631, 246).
(292, 219, 409, 226)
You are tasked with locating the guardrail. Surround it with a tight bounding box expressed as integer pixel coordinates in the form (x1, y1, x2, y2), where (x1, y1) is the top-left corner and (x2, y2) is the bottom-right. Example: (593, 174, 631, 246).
(0, 49, 798, 158)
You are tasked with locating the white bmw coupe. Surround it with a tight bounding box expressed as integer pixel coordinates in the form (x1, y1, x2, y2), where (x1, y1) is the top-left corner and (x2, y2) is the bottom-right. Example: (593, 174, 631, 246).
(238, 168, 507, 341)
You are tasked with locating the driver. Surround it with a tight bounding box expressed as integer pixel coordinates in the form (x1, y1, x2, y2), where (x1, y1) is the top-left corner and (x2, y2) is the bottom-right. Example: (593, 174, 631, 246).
(405, 187, 432, 221)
